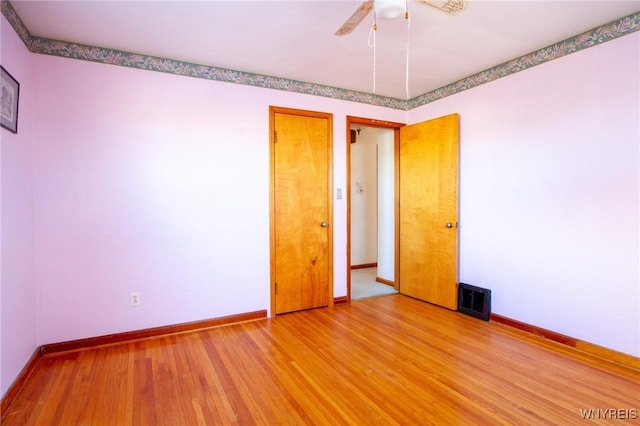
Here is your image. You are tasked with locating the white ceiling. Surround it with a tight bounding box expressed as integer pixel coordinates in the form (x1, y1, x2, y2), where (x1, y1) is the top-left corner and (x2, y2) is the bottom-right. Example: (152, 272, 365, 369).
(10, 0, 640, 100)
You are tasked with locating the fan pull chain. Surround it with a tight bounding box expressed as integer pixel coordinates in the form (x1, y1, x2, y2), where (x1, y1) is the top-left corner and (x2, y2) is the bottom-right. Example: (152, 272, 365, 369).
(368, 21, 377, 94)
(405, 8, 411, 100)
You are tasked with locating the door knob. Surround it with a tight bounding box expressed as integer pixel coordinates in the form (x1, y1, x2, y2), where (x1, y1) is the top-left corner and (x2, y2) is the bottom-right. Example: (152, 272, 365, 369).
(445, 222, 454, 228)
(320, 222, 329, 227)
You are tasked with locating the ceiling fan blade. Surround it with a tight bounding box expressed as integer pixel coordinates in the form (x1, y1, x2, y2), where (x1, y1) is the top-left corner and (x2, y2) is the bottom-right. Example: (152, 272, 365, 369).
(417, 0, 469, 15)
(335, 0, 374, 36)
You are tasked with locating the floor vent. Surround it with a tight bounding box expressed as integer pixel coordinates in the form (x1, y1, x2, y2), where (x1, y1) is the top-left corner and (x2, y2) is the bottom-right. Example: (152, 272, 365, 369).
(458, 283, 491, 321)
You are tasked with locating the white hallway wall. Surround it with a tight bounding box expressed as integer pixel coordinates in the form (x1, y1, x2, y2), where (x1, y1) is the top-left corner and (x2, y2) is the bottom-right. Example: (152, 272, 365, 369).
(377, 129, 395, 282)
(350, 127, 379, 266)
(409, 32, 640, 356)
(350, 127, 395, 281)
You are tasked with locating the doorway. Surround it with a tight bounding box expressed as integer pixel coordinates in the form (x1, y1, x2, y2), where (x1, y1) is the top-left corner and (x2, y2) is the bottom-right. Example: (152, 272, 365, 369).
(347, 117, 403, 301)
(346, 114, 460, 308)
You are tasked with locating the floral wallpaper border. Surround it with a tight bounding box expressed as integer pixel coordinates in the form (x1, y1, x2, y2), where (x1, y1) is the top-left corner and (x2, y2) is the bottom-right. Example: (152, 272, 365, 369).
(2, 0, 638, 111)
(407, 12, 640, 110)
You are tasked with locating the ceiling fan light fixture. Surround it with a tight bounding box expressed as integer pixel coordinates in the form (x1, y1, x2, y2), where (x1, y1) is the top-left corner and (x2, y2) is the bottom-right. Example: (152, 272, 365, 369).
(374, 0, 406, 20)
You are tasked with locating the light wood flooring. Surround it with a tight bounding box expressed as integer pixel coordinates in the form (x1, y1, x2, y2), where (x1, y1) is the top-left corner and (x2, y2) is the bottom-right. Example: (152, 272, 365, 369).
(3, 295, 639, 425)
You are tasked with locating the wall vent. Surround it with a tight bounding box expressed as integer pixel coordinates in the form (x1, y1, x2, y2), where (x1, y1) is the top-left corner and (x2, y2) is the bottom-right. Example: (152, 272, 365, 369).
(458, 283, 491, 321)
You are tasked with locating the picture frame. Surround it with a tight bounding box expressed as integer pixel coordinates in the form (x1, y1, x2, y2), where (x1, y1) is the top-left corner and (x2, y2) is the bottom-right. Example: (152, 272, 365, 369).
(1, 65, 20, 134)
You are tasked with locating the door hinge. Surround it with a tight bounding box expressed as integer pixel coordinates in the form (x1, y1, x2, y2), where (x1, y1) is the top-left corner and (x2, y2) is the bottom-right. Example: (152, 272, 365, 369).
(273, 130, 277, 143)
(275, 282, 278, 294)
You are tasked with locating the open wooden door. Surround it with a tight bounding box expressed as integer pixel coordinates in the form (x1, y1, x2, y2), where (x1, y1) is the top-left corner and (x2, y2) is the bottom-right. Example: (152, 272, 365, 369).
(399, 114, 459, 309)
(270, 107, 333, 315)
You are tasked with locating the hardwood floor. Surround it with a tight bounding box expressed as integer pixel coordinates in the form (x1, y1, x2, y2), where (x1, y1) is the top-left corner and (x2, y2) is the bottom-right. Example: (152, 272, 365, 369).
(3, 295, 639, 425)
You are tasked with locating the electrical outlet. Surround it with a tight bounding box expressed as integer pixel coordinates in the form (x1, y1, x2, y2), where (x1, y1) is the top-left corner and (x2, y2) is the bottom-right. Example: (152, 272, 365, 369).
(130, 292, 140, 307)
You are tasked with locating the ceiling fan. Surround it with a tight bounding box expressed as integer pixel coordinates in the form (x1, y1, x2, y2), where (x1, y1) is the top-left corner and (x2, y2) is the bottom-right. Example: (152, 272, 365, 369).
(335, 0, 468, 36)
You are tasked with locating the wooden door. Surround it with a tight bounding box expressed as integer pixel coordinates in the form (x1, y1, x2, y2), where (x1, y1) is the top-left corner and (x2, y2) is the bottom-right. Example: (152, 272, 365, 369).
(270, 107, 333, 315)
(399, 114, 459, 309)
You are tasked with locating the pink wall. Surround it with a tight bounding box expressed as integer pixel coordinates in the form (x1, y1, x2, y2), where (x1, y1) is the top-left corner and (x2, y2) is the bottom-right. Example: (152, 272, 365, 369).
(1, 15, 37, 397)
(409, 32, 640, 356)
(31, 54, 405, 345)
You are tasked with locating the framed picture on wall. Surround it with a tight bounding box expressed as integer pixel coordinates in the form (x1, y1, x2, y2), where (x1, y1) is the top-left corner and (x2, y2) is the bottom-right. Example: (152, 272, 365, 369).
(1, 66, 20, 134)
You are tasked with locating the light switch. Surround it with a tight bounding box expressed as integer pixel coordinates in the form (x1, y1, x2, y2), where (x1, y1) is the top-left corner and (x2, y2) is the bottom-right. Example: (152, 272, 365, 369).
(336, 188, 342, 199)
